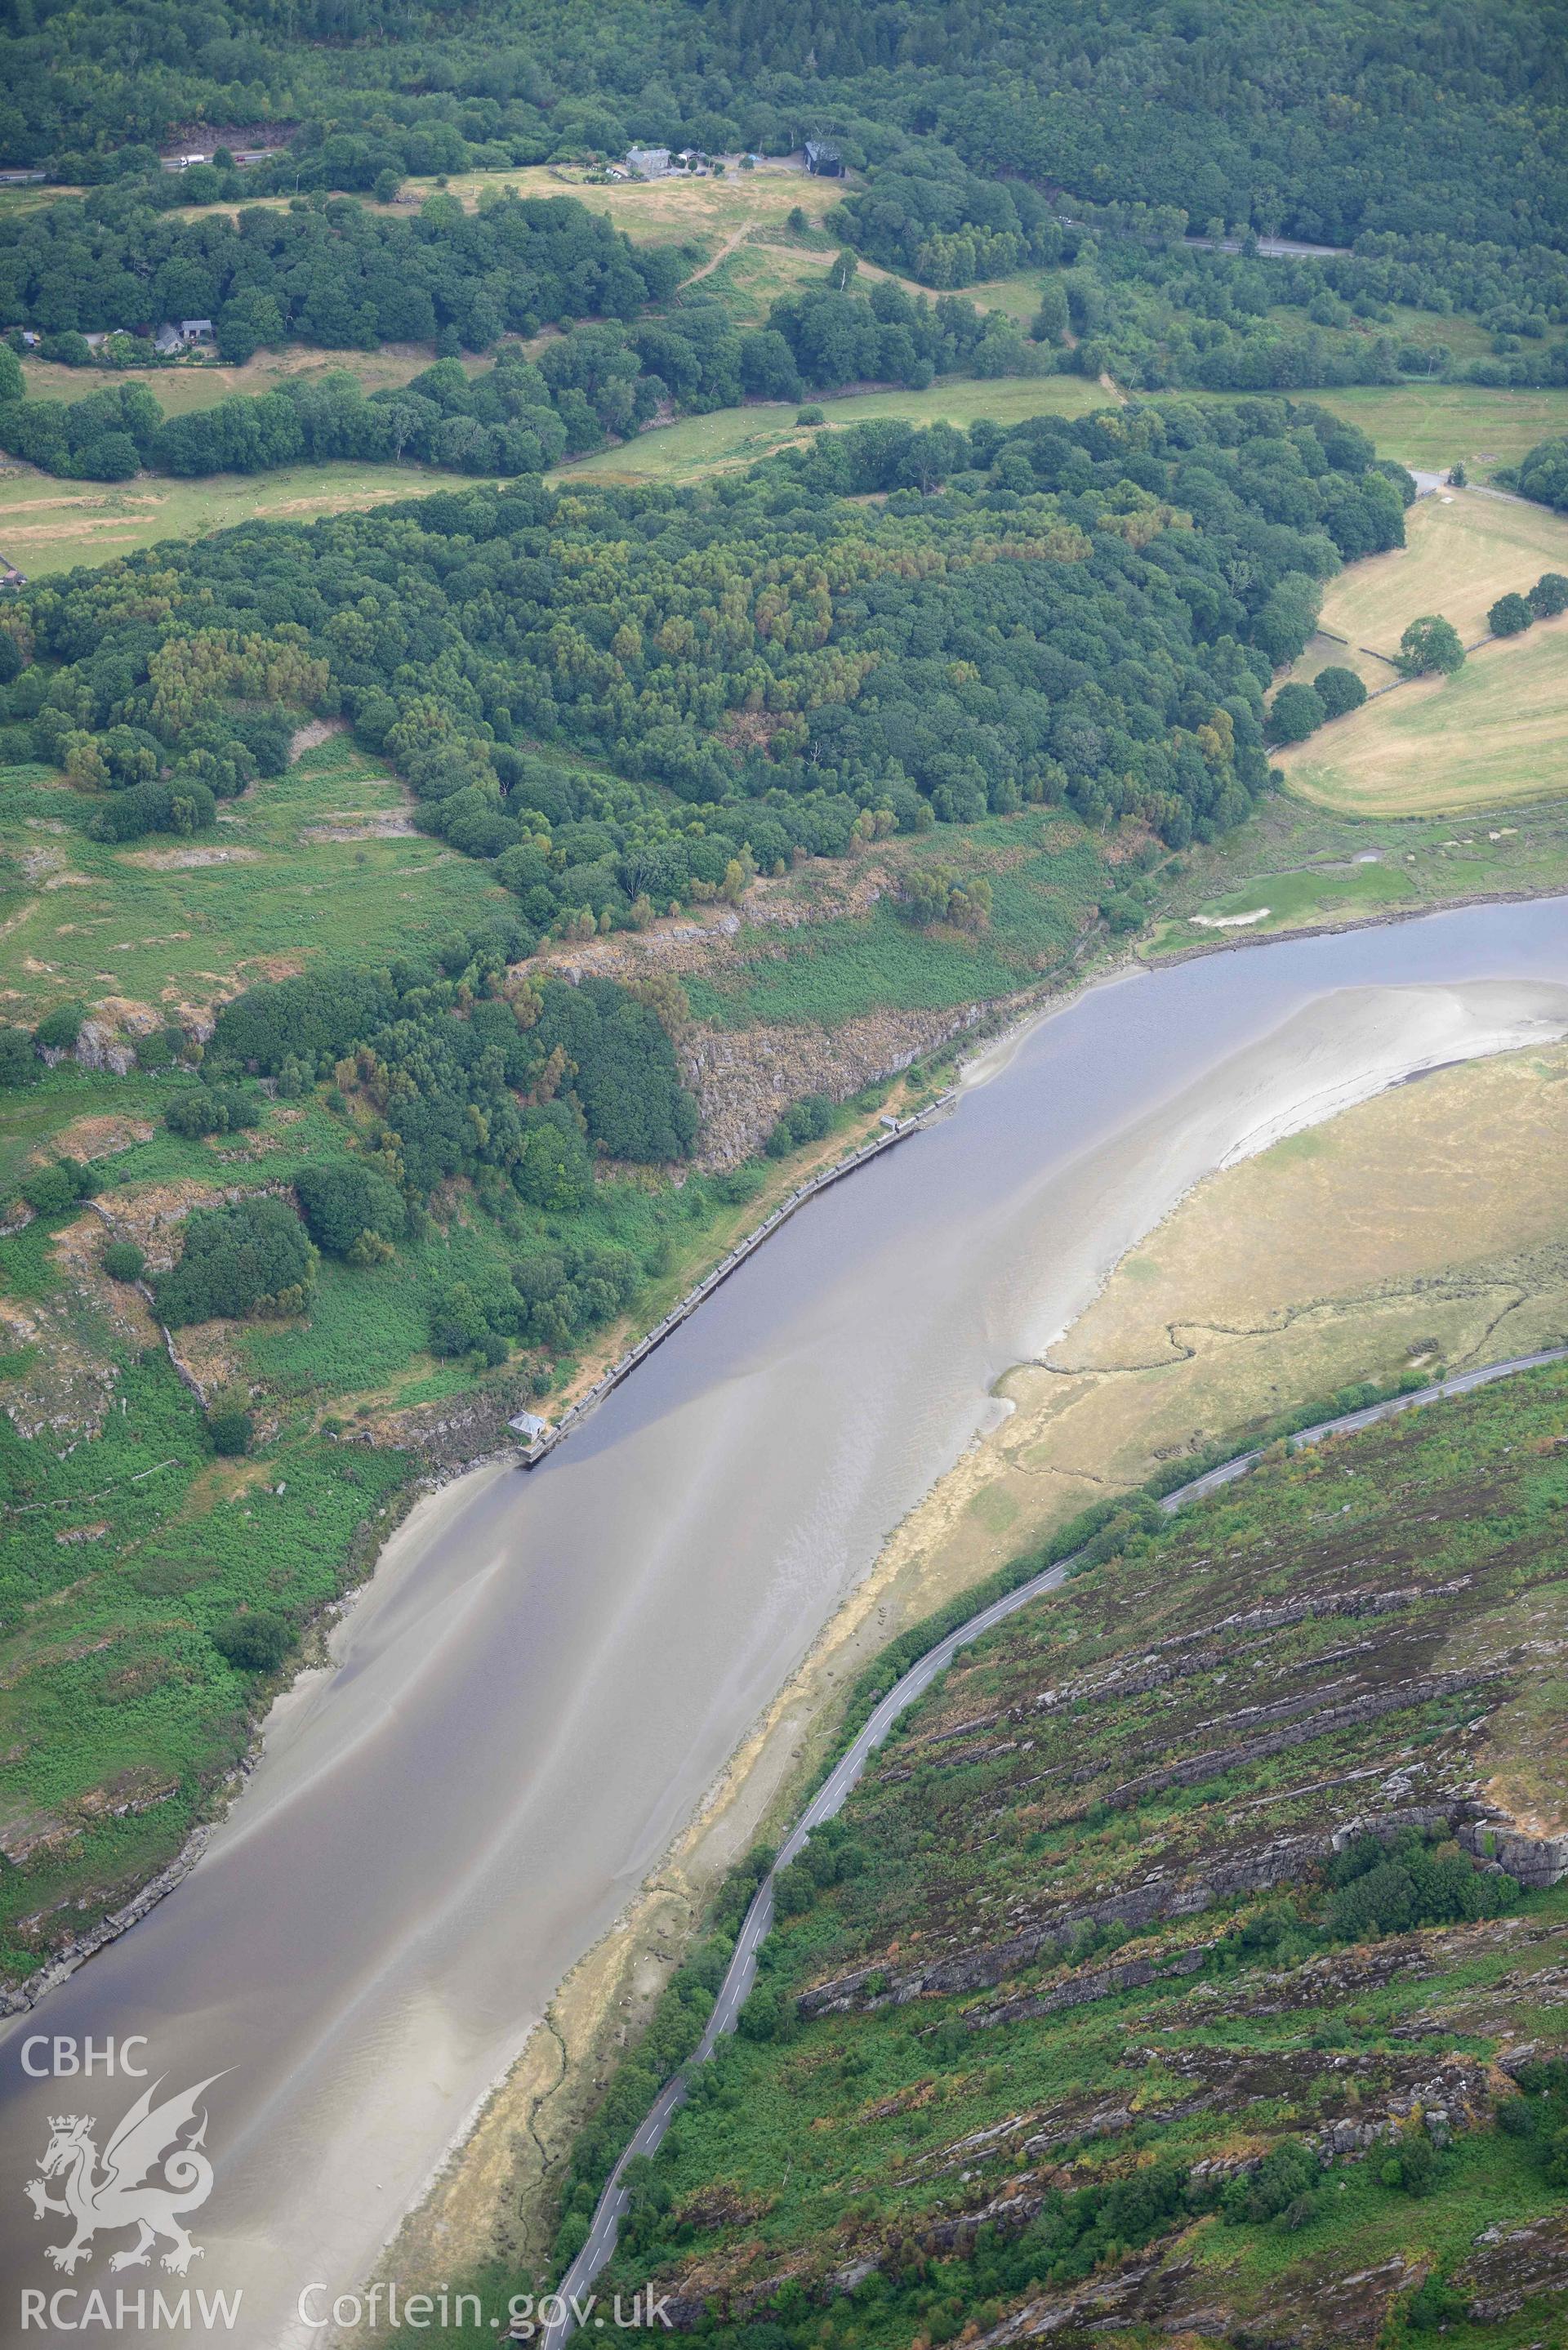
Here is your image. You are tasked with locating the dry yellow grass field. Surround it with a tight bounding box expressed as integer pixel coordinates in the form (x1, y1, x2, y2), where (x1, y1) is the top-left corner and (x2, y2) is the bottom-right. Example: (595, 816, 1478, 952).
(1272, 488, 1568, 815)
(19, 342, 484, 415)
(885, 1039, 1568, 1600)
(0, 458, 470, 574)
(1280, 619, 1568, 815)
(164, 157, 831, 245)
(429, 158, 826, 244)
(1291, 487, 1568, 686)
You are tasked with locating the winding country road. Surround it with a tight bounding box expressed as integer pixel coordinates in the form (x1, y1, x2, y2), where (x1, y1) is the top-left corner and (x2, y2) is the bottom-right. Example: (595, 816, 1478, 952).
(539, 1342, 1568, 2345)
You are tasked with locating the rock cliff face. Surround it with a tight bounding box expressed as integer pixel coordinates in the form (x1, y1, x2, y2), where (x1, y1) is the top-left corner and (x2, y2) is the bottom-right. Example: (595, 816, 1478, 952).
(680, 1001, 996, 1168)
(369, 1374, 537, 1471)
(590, 1364, 1568, 2347)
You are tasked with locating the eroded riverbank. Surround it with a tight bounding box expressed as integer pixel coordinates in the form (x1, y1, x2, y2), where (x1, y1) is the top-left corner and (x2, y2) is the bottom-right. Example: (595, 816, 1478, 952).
(2, 902, 1566, 2350)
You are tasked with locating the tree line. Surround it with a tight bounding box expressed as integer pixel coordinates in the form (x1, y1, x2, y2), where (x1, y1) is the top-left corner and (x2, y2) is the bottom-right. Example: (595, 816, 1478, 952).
(0, 276, 1055, 486)
(0, 187, 680, 355)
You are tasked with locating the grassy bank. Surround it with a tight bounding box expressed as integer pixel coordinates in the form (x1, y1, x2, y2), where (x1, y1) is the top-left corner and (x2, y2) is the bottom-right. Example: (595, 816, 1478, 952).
(0, 1329, 411, 1988)
(0, 457, 479, 577)
(0, 732, 510, 1023)
(555, 375, 1103, 487)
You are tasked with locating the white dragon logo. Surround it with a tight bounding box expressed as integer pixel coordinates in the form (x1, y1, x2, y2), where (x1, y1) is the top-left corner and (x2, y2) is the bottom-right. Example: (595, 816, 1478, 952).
(24, 2074, 223, 2275)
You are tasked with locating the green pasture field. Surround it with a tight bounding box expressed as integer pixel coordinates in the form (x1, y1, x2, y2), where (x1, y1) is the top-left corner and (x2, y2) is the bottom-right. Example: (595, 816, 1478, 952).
(559, 374, 1102, 486)
(1288, 381, 1568, 476)
(1151, 787, 1568, 950)
(0, 458, 475, 577)
(0, 732, 508, 1025)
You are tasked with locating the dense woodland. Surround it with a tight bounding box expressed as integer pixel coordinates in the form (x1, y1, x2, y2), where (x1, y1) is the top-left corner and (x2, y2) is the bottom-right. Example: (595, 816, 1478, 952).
(6, 0, 1563, 261)
(4, 399, 1405, 879)
(1508, 433, 1568, 511)
(1, 917, 700, 1358)
(147, 948, 701, 1355)
(0, 0, 1562, 457)
(1, 389, 1403, 1367)
(0, 185, 677, 350)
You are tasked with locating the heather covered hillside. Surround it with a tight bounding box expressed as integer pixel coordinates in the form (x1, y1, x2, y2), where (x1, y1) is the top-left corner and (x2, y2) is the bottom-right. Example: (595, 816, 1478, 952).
(585, 1365, 1568, 2347)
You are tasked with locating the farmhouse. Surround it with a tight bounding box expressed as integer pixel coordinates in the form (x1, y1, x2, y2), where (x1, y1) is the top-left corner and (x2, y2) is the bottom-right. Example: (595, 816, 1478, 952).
(626, 146, 671, 178)
(152, 319, 215, 355)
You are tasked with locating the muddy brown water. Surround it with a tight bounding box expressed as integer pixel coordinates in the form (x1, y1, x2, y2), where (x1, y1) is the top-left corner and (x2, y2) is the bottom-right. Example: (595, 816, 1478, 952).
(2, 899, 1566, 2345)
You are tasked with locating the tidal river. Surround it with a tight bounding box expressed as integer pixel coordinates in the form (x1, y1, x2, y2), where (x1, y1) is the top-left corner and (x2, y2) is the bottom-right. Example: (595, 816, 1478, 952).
(2, 899, 1567, 2345)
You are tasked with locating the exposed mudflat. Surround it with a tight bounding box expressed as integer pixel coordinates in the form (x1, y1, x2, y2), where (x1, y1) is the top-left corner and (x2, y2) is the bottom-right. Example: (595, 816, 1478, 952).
(2, 900, 1566, 2350)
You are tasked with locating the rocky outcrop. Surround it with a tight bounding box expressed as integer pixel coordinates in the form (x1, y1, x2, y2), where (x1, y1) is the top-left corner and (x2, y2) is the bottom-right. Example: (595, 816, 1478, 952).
(372, 1374, 540, 1472)
(1330, 1802, 1568, 1889)
(1104, 1670, 1499, 1810)
(967, 1942, 1211, 2030)
(1456, 2213, 1568, 2321)
(1458, 1817, 1568, 1888)
(968, 2254, 1198, 2345)
(1312, 2055, 1493, 2161)
(800, 1833, 1328, 2015)
(682, 1001, 1000, 1167)
(801, 1790, 1559, 2022)
(1156, 1576, 1473, 1651)
(71, 1018, 139, 1075)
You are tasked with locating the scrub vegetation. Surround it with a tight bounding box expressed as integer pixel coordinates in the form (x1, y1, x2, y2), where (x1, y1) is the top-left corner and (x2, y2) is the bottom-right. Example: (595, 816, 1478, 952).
(568, 1364, 1568, 2350)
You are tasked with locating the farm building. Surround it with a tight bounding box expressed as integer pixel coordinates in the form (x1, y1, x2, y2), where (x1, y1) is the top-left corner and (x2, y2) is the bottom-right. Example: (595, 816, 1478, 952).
(804, 140, 844, 176)
(627, 146, 671, 177)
